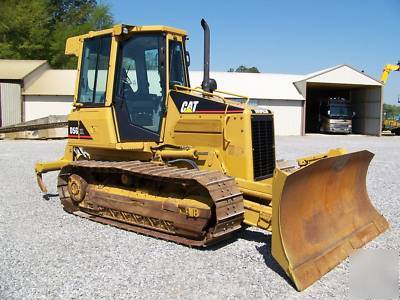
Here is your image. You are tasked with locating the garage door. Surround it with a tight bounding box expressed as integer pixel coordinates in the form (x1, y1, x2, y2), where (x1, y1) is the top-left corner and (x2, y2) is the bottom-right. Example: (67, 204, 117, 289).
(305, 83, 382, 136)
(0, 82, 22, 126)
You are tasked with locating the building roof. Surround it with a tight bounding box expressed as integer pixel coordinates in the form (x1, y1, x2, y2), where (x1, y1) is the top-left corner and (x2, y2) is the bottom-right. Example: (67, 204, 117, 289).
(189, 71, 305, 101)
(23, 69, 77, 96)
(12, 62, 380, 99)
(0, 59, 47, 80)
(191, 65, 381, 101)
(296, 64, 382, 86)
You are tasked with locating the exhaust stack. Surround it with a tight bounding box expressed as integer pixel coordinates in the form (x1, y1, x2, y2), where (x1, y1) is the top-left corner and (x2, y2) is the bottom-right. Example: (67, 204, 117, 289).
(201, 19, 217, 92)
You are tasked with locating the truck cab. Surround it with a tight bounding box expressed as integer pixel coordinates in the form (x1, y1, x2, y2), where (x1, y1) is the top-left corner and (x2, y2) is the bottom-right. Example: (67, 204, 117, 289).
(319, 97, 354, 134)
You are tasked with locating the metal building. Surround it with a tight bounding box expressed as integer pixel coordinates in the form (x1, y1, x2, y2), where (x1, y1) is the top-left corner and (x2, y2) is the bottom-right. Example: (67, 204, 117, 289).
(23, 70, 76, 121)
(0, 60, 49, 126)
(294, 65, 382, 136)
(190, 65, 383, 136)
(0, 59, 383, 136)
(190, 71, 305, 135)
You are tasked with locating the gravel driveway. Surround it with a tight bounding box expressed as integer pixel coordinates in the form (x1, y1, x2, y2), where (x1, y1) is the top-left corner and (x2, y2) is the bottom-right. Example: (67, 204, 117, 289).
(0, 135, 398, 299)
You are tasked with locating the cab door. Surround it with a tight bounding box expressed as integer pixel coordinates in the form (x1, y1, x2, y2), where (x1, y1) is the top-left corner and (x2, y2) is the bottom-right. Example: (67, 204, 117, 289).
(113, 33, 166, 142)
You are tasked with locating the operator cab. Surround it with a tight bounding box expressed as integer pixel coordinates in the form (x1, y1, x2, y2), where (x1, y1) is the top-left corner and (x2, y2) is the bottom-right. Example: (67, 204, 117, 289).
(114, 34, 189, 141)
(74, 25, 190, 142)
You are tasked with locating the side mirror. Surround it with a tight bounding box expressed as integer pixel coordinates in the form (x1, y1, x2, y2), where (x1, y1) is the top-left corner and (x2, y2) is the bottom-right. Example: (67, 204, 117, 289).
(185, 51, 191, 67)
(353, 111, 356, 117)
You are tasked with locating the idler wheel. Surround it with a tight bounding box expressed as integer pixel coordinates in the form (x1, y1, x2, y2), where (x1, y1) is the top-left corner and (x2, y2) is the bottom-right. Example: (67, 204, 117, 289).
(67, 174, 87, 203)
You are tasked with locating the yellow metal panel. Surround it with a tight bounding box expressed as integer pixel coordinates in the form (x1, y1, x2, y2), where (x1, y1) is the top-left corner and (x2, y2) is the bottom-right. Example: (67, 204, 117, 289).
(174, 119, 222, 133)
(65, 24, 186, 47)
(243, 199, 272, 231)
(105, 36, 118, 107)
(222, 109, 254, 180)
(173, 132, 222, 147)
(65, 36, 81, 56)
(68, 107, 118, 148)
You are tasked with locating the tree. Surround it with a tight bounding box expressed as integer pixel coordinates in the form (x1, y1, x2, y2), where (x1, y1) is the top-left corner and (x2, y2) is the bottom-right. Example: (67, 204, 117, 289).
(0, 0, 51, 60)
(49, 3, 113, 68)
(50, 0, 97, 25)
(0, 0, 114, 68)
(227, 65, 260, 73)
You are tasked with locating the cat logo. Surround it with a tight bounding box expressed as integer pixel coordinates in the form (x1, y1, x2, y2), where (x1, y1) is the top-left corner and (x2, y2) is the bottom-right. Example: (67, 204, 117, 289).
(180, 101, 199, 113)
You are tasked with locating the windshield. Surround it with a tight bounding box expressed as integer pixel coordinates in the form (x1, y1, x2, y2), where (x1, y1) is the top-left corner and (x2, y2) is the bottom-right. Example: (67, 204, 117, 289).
(328, 105, 353, 117)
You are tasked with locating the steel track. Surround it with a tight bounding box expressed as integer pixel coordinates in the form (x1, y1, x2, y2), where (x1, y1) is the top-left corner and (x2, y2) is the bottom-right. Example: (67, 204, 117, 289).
(57, 160, 245, 247)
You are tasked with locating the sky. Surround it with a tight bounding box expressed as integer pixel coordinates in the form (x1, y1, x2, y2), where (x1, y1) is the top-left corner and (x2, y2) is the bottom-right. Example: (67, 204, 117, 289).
(106, 0, 400, 104)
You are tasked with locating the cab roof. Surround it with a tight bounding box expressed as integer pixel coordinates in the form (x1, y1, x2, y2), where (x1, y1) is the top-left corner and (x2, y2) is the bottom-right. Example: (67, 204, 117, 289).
(78, 24, 187, 39)
(65, 24, 187, 56)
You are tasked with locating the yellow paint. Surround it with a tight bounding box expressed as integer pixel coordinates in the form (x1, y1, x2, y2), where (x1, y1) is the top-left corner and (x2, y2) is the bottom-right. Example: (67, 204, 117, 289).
(296, 148, 348, 166)
(380, 63, 400, 84)
(243, 199, 272, 231)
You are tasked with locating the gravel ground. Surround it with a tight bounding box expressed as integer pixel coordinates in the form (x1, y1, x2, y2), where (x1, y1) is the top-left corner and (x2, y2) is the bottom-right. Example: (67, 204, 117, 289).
(0, 135, 398, 299)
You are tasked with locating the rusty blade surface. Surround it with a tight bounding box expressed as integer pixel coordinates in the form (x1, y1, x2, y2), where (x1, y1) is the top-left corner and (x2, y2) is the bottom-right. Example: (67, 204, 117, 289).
(272, 150, 389, 291)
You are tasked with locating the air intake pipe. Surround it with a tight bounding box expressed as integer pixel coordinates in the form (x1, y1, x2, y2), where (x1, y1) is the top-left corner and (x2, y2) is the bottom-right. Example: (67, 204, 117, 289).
(201, 19, 217, 92)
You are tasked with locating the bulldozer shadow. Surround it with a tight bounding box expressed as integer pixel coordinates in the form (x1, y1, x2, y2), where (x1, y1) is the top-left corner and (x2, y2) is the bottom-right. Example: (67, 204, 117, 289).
(206, 228, 295, 288)
(42, 193, 59, 201)
(243, 229, 295, 288)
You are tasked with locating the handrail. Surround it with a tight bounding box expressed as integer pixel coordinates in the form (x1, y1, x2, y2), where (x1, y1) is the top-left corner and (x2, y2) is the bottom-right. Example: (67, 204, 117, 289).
(173, 85, 227, 104)
(173, 85, 251, 106)
(214, 89, 251, 105)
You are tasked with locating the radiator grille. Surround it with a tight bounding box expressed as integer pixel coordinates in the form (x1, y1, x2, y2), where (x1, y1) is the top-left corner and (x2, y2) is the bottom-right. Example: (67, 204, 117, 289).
(251, 115, 275, 180)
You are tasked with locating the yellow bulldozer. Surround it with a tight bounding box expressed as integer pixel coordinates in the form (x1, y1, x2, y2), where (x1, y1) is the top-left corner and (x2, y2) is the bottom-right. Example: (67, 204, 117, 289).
(35, 20, 388, 291)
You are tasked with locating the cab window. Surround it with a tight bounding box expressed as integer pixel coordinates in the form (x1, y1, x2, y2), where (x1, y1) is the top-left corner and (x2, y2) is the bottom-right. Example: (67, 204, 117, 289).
(78, 36, 111, 104)
(115, 34, 165, 134)
(169, 41, 187, 87)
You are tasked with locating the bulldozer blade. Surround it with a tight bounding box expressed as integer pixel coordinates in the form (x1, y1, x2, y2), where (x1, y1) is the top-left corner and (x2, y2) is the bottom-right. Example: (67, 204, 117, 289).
(271, 150, 388, 291)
